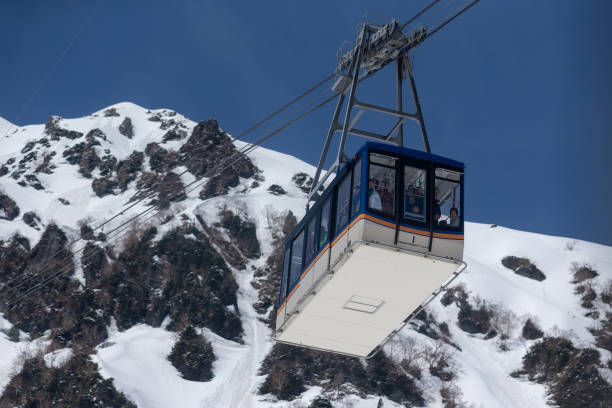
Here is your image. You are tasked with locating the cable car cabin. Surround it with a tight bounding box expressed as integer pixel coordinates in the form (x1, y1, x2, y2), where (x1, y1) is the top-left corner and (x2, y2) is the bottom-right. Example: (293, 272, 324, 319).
(274, 142, 466, 357)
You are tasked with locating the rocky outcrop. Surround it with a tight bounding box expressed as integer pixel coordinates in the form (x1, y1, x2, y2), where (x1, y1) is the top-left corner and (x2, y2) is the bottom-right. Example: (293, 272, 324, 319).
(0, 192, 19, 220)
(219, 209, 260, 260)
(145, 142, 179, 173)
(2, 225, 84, 339)
(253, 211, 296, 322)
(103, 107, 120, 117)
(292, 172, 313, 194)
(45, 116, 83, 140)
(22, 211, 42, 230)
(119, 117, 133, 138)
(62, 135, 102, 178)
(179, 119, 258, 198)
(91, 151, 143, 197)
(267, 184, 287, 196)
(502, 256, 546, 281)
(34, 151, 57, 174)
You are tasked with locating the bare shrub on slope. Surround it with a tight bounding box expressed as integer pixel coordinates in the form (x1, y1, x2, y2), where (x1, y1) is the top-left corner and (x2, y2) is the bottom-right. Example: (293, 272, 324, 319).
(168, 326, 215, 382)
(512, 336, 612, 408)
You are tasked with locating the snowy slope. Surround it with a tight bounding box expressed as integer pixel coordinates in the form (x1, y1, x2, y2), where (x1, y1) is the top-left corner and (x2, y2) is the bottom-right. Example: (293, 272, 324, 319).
(0, 104, 610, 407)
(0, 117, 15, 138)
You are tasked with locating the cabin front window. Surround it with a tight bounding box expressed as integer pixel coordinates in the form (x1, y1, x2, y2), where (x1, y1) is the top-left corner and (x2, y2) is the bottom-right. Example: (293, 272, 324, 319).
(319, 198, 331, 248)
(280, 249, 290, 303)
(289, 231, 304, 288)
(434, 168, 462, 229)
(351, 159, 362, 217)
(335, 174, 351, 232)
(368, 153, 396, 217)
(305, 216, 318, 265)
(404, 165, 427, 223)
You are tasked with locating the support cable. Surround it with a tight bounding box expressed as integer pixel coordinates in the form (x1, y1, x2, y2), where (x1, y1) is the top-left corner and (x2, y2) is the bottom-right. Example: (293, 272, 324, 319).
(2, 0, 105, 138)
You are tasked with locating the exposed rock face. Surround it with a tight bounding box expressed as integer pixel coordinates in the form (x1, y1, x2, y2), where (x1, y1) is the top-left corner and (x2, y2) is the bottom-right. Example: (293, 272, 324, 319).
(179, 119, 257, 198)
(522, 318, 544, 340)
(92, 176, 119, 197)
(253, 211, 296, 322)
(22, 211, 42, 230)
(145, 142, 178, 173)
(292, 172, 313, 194)
(267, 184, 287, 196)
(62, 134, 102, 178)
(116, 151, 144, 190)
(0, 192, 19, 220)
(219, 209, 261, 260)
(35, 151, 57, 174)
(501, 256, 546, 281)
(92, 151, 144, 197)
(45, 116, 83, 140)
(103, 107, 120, 117)
(119, 117, 134, 138)
(1, 225, 84, 339)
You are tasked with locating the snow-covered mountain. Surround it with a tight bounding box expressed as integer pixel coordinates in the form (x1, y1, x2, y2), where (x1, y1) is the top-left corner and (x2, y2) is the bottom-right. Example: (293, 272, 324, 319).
(0, 103, 610, 408)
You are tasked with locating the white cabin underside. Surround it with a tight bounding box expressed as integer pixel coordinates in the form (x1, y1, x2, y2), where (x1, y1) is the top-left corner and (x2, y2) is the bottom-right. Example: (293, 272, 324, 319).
(275, 243, 461, 357)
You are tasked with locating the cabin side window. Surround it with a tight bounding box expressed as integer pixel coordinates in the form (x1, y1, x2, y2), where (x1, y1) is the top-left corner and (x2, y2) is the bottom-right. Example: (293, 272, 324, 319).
(289, 231, 304, 288)
(319, 198, 331, 248)
(279, 249, 290, 303)
(351, 159, 362, 217)
(434, 168, 462, 229)
(368, 153, 396, 217)
(403, 165, 427, 223)
(304, 216, 318, 266)
(335, 174, 351, 232)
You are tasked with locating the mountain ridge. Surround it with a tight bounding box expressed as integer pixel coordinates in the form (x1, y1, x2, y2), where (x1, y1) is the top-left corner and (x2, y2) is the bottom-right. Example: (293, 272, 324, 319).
(0, 104, 610, 407)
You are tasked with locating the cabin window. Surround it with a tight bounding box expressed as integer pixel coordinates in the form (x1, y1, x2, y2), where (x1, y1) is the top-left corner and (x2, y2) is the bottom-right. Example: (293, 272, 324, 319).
(279, 249, 290, 303)
(404, 165, 427, 223)
(434, 168, 462, 229)
(335, 174, 351, 232)
(289, 231, 304, 288)
(319, 198, 332, 248)
(351, 159, 362, 217)
(305, 216, 318, 265)
(368, 153, 396, 216)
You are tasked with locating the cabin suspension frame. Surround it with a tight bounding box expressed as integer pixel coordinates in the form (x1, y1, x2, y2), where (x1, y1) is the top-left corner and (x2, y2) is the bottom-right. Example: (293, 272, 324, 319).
(309, 22, 431, 203)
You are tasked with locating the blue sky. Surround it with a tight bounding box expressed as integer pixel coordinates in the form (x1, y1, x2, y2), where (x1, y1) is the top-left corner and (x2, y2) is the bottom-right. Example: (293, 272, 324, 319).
(1, 0, 611, 245)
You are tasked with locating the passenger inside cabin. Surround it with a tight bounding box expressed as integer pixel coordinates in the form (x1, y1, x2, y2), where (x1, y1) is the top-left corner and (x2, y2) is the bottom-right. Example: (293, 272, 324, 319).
(379, 179, 394, 214)
(368, 178, 382, 210)
(433, 212, 441, 226)
(307, 230, 316, 260)
(433, 187, 441, 224)
(319, 225, 328, 248)
(449, 207, 460, 227)
(406, 195, 422, 218)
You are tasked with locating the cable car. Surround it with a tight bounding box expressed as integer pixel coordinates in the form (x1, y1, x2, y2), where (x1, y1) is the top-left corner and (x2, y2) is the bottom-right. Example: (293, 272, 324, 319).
(274, 142, 466, 357)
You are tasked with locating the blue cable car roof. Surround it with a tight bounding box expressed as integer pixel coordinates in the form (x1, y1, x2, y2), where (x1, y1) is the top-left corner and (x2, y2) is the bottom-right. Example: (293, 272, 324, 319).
(285, 143, 464, 248)
(356, 142, 465, 169)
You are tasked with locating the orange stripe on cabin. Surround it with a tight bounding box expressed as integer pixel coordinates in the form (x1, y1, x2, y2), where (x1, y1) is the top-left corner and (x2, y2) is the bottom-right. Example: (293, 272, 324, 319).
(300, 244, 330, 280)
(432, 231, 464, 239)
(276, 300, 286, 315)
(399, 225, 430, 237)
